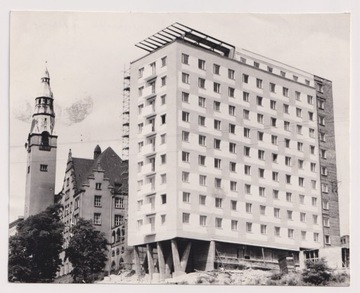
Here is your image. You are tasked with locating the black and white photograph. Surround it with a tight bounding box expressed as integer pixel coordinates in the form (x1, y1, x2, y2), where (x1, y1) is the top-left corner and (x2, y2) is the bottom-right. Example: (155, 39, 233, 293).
(3, 2, 356, 289)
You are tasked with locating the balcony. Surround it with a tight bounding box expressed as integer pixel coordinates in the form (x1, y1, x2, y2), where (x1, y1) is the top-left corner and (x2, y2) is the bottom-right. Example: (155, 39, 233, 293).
(142, 123, 155, 137)
(141, 203, 155, 215)
(141, 143, 156, 156)
(139, 223, 155, 235)
(142, 67, 157, 81)
(142, 104, 156, 117)
(141, 163, 155, 175)
(139, 183, 155, 196)
(142, 85, 156, 99)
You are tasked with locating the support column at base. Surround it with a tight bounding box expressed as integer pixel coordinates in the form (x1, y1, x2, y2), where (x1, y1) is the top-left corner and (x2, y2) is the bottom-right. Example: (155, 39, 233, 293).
(146, 244, 154, 280)
(205, 240, 215, 271)
(157, 241, 166, 281)
(134, 246, 141, 275)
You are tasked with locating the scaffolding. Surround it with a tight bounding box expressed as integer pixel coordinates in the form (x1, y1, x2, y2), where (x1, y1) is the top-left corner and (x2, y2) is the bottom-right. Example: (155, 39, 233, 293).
(122, 65, 130, 160)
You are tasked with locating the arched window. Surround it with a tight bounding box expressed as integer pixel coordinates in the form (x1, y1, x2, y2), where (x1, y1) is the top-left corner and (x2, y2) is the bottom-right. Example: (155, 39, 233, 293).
(111, 231, 115, 244)
(116, 228, 121, 242)
(40, 131, 50, 149)
(116, 248, 120, 255)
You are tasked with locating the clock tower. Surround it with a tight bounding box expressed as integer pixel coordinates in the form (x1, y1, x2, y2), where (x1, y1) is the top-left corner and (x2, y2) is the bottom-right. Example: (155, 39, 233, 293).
(24, 65, 57, 218)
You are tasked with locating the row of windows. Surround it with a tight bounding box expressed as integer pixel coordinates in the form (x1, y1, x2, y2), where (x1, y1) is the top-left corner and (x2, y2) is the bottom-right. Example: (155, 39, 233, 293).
(180, 53, 312, 87)
(93, 196, 125, 209)
(93, 213, 125, 226)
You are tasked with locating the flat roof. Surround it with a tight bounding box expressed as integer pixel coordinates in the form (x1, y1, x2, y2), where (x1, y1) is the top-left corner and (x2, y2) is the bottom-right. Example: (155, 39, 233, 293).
(135, 22, 235, 57)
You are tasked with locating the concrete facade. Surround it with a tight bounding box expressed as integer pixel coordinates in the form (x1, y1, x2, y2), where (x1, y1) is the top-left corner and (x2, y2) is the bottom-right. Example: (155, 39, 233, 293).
(127, 24, 341, 278)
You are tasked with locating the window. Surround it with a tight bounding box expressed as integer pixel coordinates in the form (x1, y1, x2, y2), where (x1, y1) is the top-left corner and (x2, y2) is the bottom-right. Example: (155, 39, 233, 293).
(272, 172, 279, 182)
(274, 227, 280, 237)
(270, 100, 276, 109)
(182, 53, 189, 64)
(285, 156, 291, 166)
(138, 123, 143, 134)
(246, 203, 252, 213)
(231, 200, 237, 211)
(229, 142, 236, 153)
(229, 105, 236, 116)
(182, 131, 189, 142)
(243, 91, 249, 102)
(283, 104, 289, 113)
(228, 69, 235, 79)
(268, 66, 273, 72)
(161, 94, 166, 105)
(200, 215, 207, 226)
(138, 67, 144, 78)
(307, 95, 313, 104)
(214, 119, 221, 130)
(214, 158, 221, 169)
(258, 150, 265, 160)
(182, 72, 189, 84)
(244, 128, 250, 138)
(182, 111, 189, 122)
(198, 96, 206, 108)
(215, 178, 222, 188)
(297, 125, 302, 134)
(314, 233, 319, 242)
(283, 87, 289, 97)
(199, 135, 206, 146)
(244, 165, 251, 175)
(286, 192, 292, 202)
(271, 117, 277, 127)
(311, 162, 316, 172)
(182, 213, 190, 223)
(286, 174, 291, 184)
(293, 75, 299, 82)
(296, 108, 302, 118)
(254, 61, 259, 68)
(198, 78, 206, 89)
(323, 217, 330, 227)
(199, 194, 206, 205)
(240, 57, 247, 63)
(318, 99, 325, 109)
(246, 222, 252, 233)
(115, 198, 124, 209)
(270, 83, 276, 93)
(285, 138, 290, 148)
(40, 164, 48, 172)
(313, 215, 318, 225)
(95, 183, 102, 190)
(228, 87, 235, 97)
(256, 96, 263, 106)
(182, 151, 190, 163)
(274, 208, 280, 218)
(312, 197, 317, 207)
(311, 180, 317, 189)
(229, 123, 236, 134)
(213, 82, 221, 93)
(298, 160, 304, 169)
(198, 59, 206, 70)
(161, 76, 167, 86)
(215, 197, 222, 208)
(244, 146, 250, 157)
(214, 139, 221, 149)
(284, 121, 290, 131)
(198, 116, 206, 126)
(182, 92, 189, 103)
(230, 162, 236, 172)
(280, 71, 286, 77)
(260, 205, 266, 215)
(320, 149, 327, 159)
(297, 142, 303, 151)
(258, 168, 265, 178)
(161, 114, 166, 124)
(319, 116, 325, 126)
(305, 79, 310, 85)
(182, 172, 189, 183)
(242, 74, 249, 83)
(325, 235, 331, 245)
(198, 155, 206, 166)
(230, 181, 237, 191)
(161, 174, 167, 184)
(288, 229, 294, 239)
(161, 194, 167, 204)
(213, 64, 220, 74)
(161, 56, 167, 67)
(199, 175, 207, 186)
(260, 224, 267, 234)
(94, 213, 101, 225)
(94, 195, 101, 207)
(245, 184, 251, 194)
(215, 218, 222, 228)
(299, 194, 305, 204)
(308, 112, 314, 121)
(259, 187, 266, 197)
(287, 210, 293, 220)
(295, 91, 301, 101)
(301, 231, 307, 240)
(214, 101, 220, 111)
(271, 135, 278, 145)
(231, 220, 238, 231)
(273, 189, 279, 199)
(310, 145, 316, 155)
(309, 128, 315, 138)
(300, 213, 306, 223)
(322, 183, 329, 193)
(161, 154, 166, 164)
(161, 214, 166, 224)
(243, 109, 250, 120)
(183, 192, 190, 203)
(272, 153, 278, 163)
(256, 78, 263, 89)
(321, 166, 328, 176)
(316, 83, 324, 93)
(114, 215, 123, 227)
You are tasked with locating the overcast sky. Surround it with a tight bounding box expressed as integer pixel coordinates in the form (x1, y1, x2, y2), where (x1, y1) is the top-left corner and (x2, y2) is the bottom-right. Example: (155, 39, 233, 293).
(9, 12, 350, 234)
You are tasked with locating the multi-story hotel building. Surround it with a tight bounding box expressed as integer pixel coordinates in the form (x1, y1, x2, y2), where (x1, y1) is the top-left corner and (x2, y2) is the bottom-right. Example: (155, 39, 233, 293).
(127, 23, 340, 279)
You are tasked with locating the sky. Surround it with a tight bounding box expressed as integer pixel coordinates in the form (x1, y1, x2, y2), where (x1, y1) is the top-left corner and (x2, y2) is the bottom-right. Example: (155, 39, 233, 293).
(8, 12, 350, 235)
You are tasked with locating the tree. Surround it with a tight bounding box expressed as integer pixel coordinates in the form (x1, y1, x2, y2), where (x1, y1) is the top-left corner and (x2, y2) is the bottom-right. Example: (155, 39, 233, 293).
(65, 218, 108, 283)
(302, 258, 333, 285)
(8, 204, 64, 282)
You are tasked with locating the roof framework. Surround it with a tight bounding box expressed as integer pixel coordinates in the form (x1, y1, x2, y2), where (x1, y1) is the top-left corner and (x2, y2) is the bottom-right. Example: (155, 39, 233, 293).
(135, 22, 235, 57)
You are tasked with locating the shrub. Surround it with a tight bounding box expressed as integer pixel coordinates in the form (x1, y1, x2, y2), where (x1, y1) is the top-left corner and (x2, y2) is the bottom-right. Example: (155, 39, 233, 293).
(302, 258, 332, 285)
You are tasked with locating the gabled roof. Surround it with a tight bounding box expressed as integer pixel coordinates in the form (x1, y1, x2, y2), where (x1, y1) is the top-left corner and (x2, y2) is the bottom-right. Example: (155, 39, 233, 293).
(72, 158, 94, 192)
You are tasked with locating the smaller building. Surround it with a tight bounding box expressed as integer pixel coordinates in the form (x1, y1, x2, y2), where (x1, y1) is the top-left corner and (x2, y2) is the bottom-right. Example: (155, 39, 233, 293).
(8, 217, 24, 237)
(57, 145, 131, 277)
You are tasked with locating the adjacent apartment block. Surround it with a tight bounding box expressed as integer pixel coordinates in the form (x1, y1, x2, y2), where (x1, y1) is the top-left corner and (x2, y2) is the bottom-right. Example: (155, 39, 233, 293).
(57, 146, 131, 277)
(127, 23, 340, 279)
